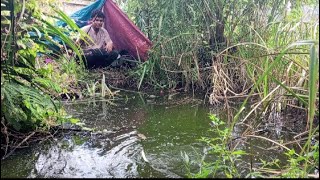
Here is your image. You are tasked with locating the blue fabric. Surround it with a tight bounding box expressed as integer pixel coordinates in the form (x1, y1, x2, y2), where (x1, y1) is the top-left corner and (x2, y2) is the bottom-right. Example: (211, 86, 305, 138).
(28, 31, 63, 47)
(31, 0, 106, 57)
(56, 0, 106, 28)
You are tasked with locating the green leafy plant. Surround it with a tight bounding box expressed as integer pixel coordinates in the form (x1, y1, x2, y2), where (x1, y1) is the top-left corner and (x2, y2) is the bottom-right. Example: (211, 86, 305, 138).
(183, 114, 246, 178)
(1, 0, 84, 131)
(250, 141, 319, 178)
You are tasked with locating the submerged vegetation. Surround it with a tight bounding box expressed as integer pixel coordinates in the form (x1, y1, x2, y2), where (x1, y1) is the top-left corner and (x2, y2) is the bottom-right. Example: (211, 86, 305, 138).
(1, 0, 319, 178)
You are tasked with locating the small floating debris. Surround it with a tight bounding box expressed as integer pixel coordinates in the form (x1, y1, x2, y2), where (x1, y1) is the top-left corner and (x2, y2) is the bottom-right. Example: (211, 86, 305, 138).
(209, 121, 216, 127)
(82, 127, 94, 131)
(146, 99, 154, 103)
(137, 133, 147, 140)
(149, 95, 156, 98)
(141, 149, 149, 163)
(102, 129, 113, 134)
(92, 131, 102, 135)
(75, 122, 86, 126)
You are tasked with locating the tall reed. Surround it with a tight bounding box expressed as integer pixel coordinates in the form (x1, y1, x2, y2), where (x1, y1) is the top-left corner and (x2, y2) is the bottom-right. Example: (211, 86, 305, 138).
(125, 0, 319, 177)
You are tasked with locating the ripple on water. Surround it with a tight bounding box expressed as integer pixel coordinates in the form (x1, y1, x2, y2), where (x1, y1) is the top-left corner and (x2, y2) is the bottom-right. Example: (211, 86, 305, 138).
(27, 130, 144, 178)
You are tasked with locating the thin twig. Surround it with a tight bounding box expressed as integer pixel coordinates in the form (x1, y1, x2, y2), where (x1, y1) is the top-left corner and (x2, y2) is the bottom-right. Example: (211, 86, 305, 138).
(244, 134, 291, 151)
(2, 131, 36, 160)
(267, 137, 310, 150)
(1, 119, 9, 157)
(240, 82, 284, 123)
(255, 168, 319, 178)
(294, 131, 310, 139)
(215, 93, 262, 99)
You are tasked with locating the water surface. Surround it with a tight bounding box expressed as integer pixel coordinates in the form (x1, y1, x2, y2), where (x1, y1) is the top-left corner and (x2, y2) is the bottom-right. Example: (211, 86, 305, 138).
(1, 93, 298, 178)
(1, 93, 214, 178)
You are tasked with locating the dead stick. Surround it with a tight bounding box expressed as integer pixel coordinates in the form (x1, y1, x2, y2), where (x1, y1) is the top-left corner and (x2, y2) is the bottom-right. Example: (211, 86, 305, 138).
(1, 120, 9, 157)
(294, 131, 309, 139)
(2, 131, 36, 160)
(267, 137, 310, 150)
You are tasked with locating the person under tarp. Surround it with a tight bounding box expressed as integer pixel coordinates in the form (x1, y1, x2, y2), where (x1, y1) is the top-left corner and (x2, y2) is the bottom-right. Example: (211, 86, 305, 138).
(76, 10, 120, 69)
(65, 0, 152, 69)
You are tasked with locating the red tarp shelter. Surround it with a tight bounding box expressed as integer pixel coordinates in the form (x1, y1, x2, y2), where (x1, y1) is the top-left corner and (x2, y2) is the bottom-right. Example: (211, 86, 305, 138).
(103, 0, 152, 61)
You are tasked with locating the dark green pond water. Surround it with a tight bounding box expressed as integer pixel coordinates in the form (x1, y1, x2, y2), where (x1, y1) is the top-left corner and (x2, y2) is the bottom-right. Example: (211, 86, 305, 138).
(1, 92, 297, 178)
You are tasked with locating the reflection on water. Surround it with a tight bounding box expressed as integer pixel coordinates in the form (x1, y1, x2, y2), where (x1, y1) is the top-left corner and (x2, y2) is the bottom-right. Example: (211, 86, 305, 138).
(28, 130, 143, 178)
(1, 93, 214, 178)
(1, 93, 299, 178)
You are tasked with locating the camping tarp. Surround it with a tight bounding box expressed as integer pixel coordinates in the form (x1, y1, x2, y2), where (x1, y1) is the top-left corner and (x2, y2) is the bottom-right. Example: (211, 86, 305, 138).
(58, 0, 152, 61)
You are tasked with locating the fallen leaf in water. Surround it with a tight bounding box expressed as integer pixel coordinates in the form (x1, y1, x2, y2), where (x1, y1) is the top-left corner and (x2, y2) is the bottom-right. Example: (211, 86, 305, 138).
(137, 133, 147, 140)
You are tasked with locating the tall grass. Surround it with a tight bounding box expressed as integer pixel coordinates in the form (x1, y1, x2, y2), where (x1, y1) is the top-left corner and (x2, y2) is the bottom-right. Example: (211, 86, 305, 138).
(125, 0, 319, 123)
(125, 0, 319, 177)
(126, 0, 317, 101)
